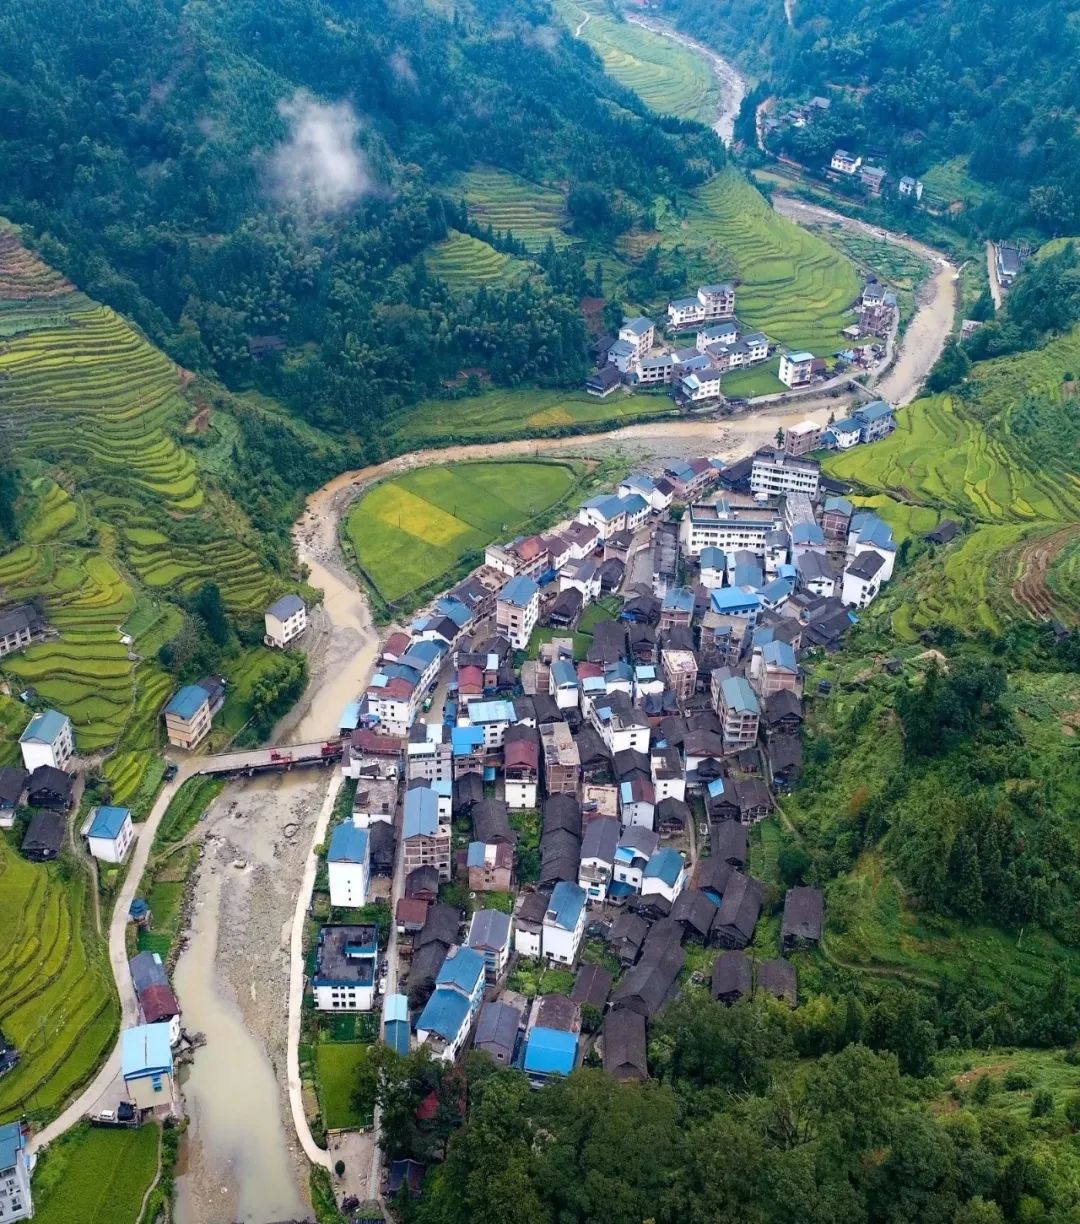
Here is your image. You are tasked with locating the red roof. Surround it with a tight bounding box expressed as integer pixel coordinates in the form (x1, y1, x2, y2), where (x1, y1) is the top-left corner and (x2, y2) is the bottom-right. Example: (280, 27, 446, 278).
(513, 535, 544, 561)
(504, 739, 539, 769)
(351, 729, 404, 756)
(382, 632, 411, 659)
(139, 983, 180, 1023)
(415, 1091, 440, 1122)
(457, 665, 484, 693)
(396, 897, 430, 928)
(577, 661, 604, 680)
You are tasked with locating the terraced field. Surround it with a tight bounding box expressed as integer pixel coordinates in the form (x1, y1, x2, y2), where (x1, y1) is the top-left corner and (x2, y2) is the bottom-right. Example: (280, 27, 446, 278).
(345, 460, 583, 604)
(393, 386, 674, 445)
(0, 841, 117, 1126)
(32, 1123, 160, 1223)
(558, 0, 719, 125)
(662, 172, 861, 353)
(457, 168, 570, 250)
(0, 222, 280, 759)
(425, 230, 533, 291)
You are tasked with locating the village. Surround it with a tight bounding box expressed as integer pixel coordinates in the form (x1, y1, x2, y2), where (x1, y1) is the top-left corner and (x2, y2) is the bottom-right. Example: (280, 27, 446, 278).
(585, 276, 899, 408)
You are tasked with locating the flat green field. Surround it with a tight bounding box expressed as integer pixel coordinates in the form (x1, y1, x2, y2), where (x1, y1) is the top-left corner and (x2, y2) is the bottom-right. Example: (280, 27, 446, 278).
(346, 460, 582, 604)
(558, 0, 719, 125)
(392, 387, 673, 445)
(315, 1043, 372, 1130)
(721, 356, 785, 397)
(0, 841, 118, 1126)
(660, 172, 862, 354)
(32, 1123, 160, 1224)
(425, 230, 533, 291)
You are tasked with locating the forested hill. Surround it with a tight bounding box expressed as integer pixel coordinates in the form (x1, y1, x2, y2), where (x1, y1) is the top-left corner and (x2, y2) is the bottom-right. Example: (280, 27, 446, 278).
(661, 0, 1080, 237)
(0, 0, 721, 444)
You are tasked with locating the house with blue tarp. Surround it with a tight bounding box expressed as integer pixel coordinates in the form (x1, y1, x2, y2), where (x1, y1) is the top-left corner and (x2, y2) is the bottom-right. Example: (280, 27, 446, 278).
(383, 993, 411, 1056)
(416, 945, 486, 1061)
(523, 1026, 578, 1083)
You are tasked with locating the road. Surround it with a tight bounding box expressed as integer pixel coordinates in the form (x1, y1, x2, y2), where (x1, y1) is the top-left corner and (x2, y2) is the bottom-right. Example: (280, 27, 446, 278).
(772, 195, 960, 406)
(986, 240, 1005, 309)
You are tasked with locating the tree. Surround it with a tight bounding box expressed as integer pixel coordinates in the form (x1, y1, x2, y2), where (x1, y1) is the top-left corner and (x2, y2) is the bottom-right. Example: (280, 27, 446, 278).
(775, 427, 785, 447)
(0, 441, 18, 542)
(1030, 1088, 1054, 1117)
(926, 339, 971, 393)
(334, 1160, 345, 1177)
(192, 582, 231, 647)
(778, 844, 812, 886)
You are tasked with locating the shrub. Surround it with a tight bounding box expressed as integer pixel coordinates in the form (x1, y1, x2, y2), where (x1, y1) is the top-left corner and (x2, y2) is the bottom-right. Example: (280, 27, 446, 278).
(1030, 1089, 1054, 1117)
(1004, 1069, 1034, 1091)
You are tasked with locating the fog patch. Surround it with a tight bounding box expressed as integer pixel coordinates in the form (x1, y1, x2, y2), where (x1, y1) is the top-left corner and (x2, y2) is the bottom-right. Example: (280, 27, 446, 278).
(266, 90, 373, 215)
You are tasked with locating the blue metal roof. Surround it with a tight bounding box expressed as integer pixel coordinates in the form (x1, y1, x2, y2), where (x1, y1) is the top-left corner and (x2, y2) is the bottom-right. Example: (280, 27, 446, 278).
(777, 563, 798, 581)
(733, 561, 763, 589)
(786, 350, 814, 363)
(384, 1016, 411, 1057)
(859, 518, 896, 550)
(831, 416, 862, 434)
(623, 473, 655, 494)
(404, 787, 439, 838)
(384, 993, 409, 1024)
(551, 659, 577, 687)
(451, 725, 485, 756)
(762, 640, 797, 671)
(643, 847, 685, 886)
(468, 699, 516, 724)
(400, 639, 446, 671)
(165, 685, 208, 721)
(416, 987, 472, 1042)
(618, 493, 649, 516)
(500, 575, 539, 608)
(437, 597, 473, 628)
(720, 675, 760, 716)
(0, 1121, 25, 1171)
(710, 587, 761, 614)
(121, 1023, 173, 1079)
(436, 945, 486, 995)
(761, 577, 794, 604)
(338, 700, 362, 730)
(699, 546, 726, 570)
(792, 522, 825, 547)
(622, 316, 653, 336)
(707, 777, 729, 798)
(824, 496, 854, 515)
(328, 822, 369, 865)
(546, 881, 586, 931)
(20, 707, 70, 744)
(661, 587, 694, 613)
(88, 805, 130, 840)
(583, 494, 625, 521)
(856, 399, 894, 423)
(524, 1026, 577, 1076)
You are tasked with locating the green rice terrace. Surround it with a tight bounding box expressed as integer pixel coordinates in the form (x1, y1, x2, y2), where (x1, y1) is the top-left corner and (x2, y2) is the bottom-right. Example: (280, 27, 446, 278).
(344, 459, 584, 608)
(0, 839, 117, 1126)
(0, 222, 281, 765)
(456, 168, 570, 251)
(825, 325, 1080, 639)
(557, 0, 720, 126)
(424, 230, 533, 291)
(31, 1121, 160, 1224)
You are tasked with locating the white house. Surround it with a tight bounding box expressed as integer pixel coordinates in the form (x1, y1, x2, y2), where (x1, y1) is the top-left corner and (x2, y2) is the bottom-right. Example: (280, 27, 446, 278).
(750, 451, 820, 499)
(678, 366, 724, 404)
(842, 550, 886, 607)
(549, 658, 579, 711)
(495, 575, 539, 649)
(467, 909, 513, 982)
(560, 557, 601, 606)
(641, 847, 688, 905)
(619, 774, 656, 830)
(619, 317, 655, 359)
(681, 501, 782, 559)
(578, 816, 619, 904)
(898, 175, 924, 200)
(416, 945, 486, 1061)
(696, 321, 738, 352)
(313, 924, 378, 1012)
(0, 1120, 34, 1222)
(542, 881, 587, 965)
(577, 495, 628, 540)
(612, 827, 659, 894)
(19, 708, 74, 772)
(826, 416, 863, 450)
(264, 594, 308, 648)
(81, 805, 135, 864)
(830, 149, 861, 175)
(848, 515, 897, 581)
(327, 822, 370, 908)
(778, 351, 814, 388)
(698, 546, 727, 589)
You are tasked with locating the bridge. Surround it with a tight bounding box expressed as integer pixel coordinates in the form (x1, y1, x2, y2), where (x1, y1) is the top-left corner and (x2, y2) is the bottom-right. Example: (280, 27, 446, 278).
(191, 739, 344, 777)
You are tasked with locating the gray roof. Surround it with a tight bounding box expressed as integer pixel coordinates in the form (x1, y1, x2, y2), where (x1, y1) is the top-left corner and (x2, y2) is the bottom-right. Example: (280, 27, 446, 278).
(468, 908, 512, 952)
(782, 886, 824, 942)
(580, 816, 619, 863)
(847, 551, 885, 580)
(713, 871, 764, 944)
(712, 950, 751, 1001)
(267, 593, 305, 620)
(603, 1008, 648, 1081)
(757, 958, 797, 1004)
(474, 999, 522, 1060)
(711, 820, 747, 866)
(572, 963, 614, 1010)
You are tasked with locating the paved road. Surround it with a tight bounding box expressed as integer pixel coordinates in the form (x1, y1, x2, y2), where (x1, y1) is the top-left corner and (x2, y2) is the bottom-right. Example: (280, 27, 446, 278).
(29, 762, 198, 1152)
(986, 240, 1005, 309)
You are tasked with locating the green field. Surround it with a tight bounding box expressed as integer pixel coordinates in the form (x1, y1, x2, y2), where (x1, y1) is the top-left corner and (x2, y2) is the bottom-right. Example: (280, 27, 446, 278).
(558, 0, 720, 125)
(0, 840, 118, 1126)
(32, 1122, 160, 1224)
(811, 228, 931, 325)
(393, 386, 674, 445)
(659, 172, 862, 354)
(921, 155, 992, 209)
(457, 168, 570, 250)
(315, 1043, 373, 1130)
(425, 230, 533, 291)
(346, 460, 582, 604)
(720, 356, 785, 397)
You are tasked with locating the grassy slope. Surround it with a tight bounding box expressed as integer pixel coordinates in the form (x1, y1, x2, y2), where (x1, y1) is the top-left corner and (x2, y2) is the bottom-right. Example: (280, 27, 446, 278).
(31, 1122, 160, 1223)
(425, 230, 534, 290)
(345, 459, 582, 603)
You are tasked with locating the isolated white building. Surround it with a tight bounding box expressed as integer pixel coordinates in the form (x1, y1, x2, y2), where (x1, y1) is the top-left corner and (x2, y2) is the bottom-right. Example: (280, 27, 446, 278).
(264, 594, 308, 648)
(327, 822, 370, 909)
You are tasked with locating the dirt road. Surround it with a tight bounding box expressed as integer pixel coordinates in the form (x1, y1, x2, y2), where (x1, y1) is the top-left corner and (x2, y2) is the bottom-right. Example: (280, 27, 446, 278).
(773, 195, 959, 405)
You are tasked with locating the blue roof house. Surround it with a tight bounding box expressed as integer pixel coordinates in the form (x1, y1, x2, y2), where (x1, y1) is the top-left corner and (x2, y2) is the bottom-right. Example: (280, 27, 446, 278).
(19, 707, 74, 771)
(524, 1026, 578, 1083)
(641, 847, 687, 903)
(383, 993, 411, 1057)
(404, 787, 440, 839)
(416, 945, 486, 1060)
(80, 804, 134, 864)
(328, 822, 370, 908)
(543, 881, 588, 965)
(122, 1023, 175, 1113)
(163, 684, 213, 750)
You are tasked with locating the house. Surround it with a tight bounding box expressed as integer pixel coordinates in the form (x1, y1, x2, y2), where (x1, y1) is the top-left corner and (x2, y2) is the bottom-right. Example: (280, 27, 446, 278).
(618, 773, 656, 830)
(712, 870, 764, 948)
(898, 175, 923, 201)
(352, 774, 398, 827)
(386, 1159, 426, 1200)
(778, 351, 814, 388)
(383, 993, 411, 1057)
(712, 950, 752, 1004)
(19, 708, 74, 771)
(995, 241, 1025, 288)
(467, 840, 513, 892)
(121, 1023, 176, 1114)
(563, 520, 601, 560)
(138, 983, 182, 1046)
(661, 648, 697, 703)
(853, 399, 895, 443)
(395, 897, 430, 935)
(612, 826, 659, 895)
(586, 364, 622, 397)
(682, 501, 782, 560)
(163, 684, 212, 750)
(80, 804, 135, 864)
(830, 149, 861, 175)
(513, 890, 549, 958)
(0, 1120, 33, 1221)
(642, 847, 687, 905)
(495, 575, 539, 650)
(602, 1008, 648, 1082)
(782, 886, 824, 949)
(578, 495, 628, 540)
(572, 963, 613, 1014)
(402, 785, 451, 880)
(659, 587, 694, 631)
(540, 721, 580, 793)
(578, 816, 619, 903)
(677, 366, 724, 405)
(0, 766, 27, 827)
(471, 798, 514, 847)
(711, 819, 747, 868)
(560, 556, 601, 606)
(825, 416, 862, 450)
(473, 999, 522, 1065)
(926, 520, 959, 546)
(634, 354, 675, 386)
(757, 958, 798, 1006)
(467, 909, 513, 981)
(716, 674, 760, 751)
(549, 587, 583, 628)
(313, 924, 378, 1012)
(859, 164, 887, 195)
(504, 727, 540, 808)
(619, 316, 655, 359)
(542, 880, 587, 965)
(821, 496, 854, 540)
(608, 910, 649, 966)
(0, 603, 45, 660)
(751, 450, 819, 498)
(784, 419, 821, 457)
(765, 688, 803, 737)
(549, 658, 579, 712)
(750, 639, 801, 699)
(590, 691, 650, 755)
(369, 822, 396, 876)
(327, 822, 370, 908)
(841, 550, 885, 607)
(524, 1026, 577, 1083)
(416, 945, 486, 1061)
(21, 810, 65, 861)
(611, 941, 684, 1018)
(534, 993, 580, 1034)
(263, 593, 307, 648)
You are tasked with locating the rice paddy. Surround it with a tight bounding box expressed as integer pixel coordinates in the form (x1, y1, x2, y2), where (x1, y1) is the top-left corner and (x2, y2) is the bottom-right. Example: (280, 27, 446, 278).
(457, 168, 570, 250)
(425, 230, 533, 291)
(345, 460, 582, 604)
(31, 1122, 160, 1223)
(0, 840, 118, 1126)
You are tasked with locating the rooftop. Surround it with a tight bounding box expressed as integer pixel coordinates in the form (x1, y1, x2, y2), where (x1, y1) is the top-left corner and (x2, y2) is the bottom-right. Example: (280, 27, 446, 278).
(267, 593, 305, 620)
(468, 909, 512, 952)
(20, 708, 70, 744)
(643, 847, 685, 887)
(417, 987, 472, 1043)
(164, 685, 208, 721)
(545, 880, 587, 931)
(720, 674, 760, 716)
(524, 1026, 577, 1076)
(328, 822, 369, 865)
(436, 945, 486, 995)
(404, 786, 440, 839)
(499, 574, 539, 608)
(121, 1023, 174, 1079)
(87, 805, 130, 841)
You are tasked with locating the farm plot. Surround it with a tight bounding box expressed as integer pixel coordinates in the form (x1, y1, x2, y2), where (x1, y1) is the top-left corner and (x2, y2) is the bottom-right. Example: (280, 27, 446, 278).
(661, 171, 861, 354)
(425, 231, 532, 291)
(31, 1122, 160, 1224)
(315, 1043, 373, 1130)
(345, 460, 581, 604)
(393, 387, 673, 445)
(457, 168, 570, 250)
(0, 842, 118, 1126)
(557, 0, 719, 125)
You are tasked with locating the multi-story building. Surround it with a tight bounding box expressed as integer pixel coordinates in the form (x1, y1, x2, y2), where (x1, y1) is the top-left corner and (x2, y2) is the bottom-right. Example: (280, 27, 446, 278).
(681, 501, 781, 559)
(312, 924, 378, 1012)
(467, 909, 513, 982)
(19, 708, 74, 772)
(661, 648, 698, 703)
(540, 721, 580, 794)
(327, 822, 370, 908)
(666, 283, 736, 329)
(853, 400, 896, 443)
(0, 604, 44, 661)
(618, 316, 656, 359)
(402, 785, 452, 880)
(784, 419, 821, 456)
(715, 674, 761, 751)
(495, 575, 540, 649)
(0, 1121, 33, 1222)
(121, 1023, 177, 1115)
(778, 351, 814, 388)
(263, 593, 308, 648)
(406, 724, 453, 782)
(81, 804, 135, 864)
(416, 946, 486, 1061)
(467, 840, 513, 892)
(542, 881, 588, 965)
(750, 450, 820, 499)
(163, 685, 212, 750)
